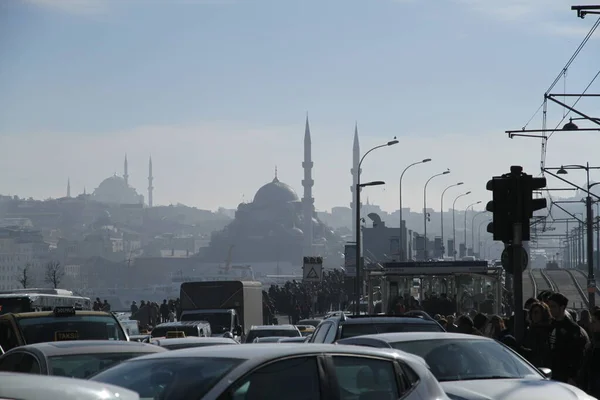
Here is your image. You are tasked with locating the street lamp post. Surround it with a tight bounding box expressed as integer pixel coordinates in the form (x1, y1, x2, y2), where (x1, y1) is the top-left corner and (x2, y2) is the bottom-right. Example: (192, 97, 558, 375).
(354, 138, 398, 315)
(478, 218, 491, 257)
(423, 169, 450, 259)
(399, 159, 431, 261)
(470, 209, 486, 256)
(441, 182, 463, 257)
(452, 191, 471, 260)
(463, 201, 481, 257)
(552, 162, 600, 308)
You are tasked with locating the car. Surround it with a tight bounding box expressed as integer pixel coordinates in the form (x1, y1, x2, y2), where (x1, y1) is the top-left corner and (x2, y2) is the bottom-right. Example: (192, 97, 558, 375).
(0, 307, 128, 351)
(297, 318, 322, 328)
(151, 337, 239, 350)
(310, 313, 445, 344)
(90, 343, 450, 400)
(0, 340, 166, 378)
(244, 324, 301, 343)
(337, 332, 595, 400)
(0, 371, 140, 400)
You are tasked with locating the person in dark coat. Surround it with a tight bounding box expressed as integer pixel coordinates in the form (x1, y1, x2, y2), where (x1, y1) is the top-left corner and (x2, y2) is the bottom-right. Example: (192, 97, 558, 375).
(547, 293, 586, 385)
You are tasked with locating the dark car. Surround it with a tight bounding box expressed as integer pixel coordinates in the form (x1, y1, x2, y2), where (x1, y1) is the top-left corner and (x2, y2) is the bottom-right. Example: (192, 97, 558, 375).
(309, 312, 445, 344)
(0, 340, 166, 378)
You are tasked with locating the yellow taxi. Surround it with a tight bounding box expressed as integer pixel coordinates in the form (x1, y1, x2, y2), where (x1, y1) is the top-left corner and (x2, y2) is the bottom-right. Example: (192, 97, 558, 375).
(0, 306, 128, 351)
(295, 324, 315, 337)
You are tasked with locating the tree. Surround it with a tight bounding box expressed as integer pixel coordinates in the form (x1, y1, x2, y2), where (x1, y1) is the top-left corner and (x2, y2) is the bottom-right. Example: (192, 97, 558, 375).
(44, 261, 64, 289)
(17, 263, 33, 289)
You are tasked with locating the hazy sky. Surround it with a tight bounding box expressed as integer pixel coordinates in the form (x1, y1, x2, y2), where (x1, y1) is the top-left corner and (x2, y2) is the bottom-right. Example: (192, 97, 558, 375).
(1, 0, 599, 214)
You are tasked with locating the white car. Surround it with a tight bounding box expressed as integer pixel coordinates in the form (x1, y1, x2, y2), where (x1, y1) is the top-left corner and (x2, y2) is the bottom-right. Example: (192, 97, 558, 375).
(0, 372, 139, 400)
(90, 343, 450, 399)
(337, 332, 596, 400)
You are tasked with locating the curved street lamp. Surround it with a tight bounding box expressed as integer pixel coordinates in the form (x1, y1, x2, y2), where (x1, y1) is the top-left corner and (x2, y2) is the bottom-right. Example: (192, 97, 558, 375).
(423, 169, 450, 259)
(452, 191, 471, 260)
(469, 209, 486, 256)
(354, 138, 398, 315)
(440, 182, 463, 257)
(399, 158, 431, 260)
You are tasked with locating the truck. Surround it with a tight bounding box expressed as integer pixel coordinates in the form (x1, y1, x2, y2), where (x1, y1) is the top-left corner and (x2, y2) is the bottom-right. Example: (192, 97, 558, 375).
(179, 280, 263, 341)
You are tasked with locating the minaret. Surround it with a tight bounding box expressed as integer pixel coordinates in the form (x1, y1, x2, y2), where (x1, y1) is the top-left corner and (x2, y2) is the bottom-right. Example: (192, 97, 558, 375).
(66, 178, 71, 198)
(124, 154, 129, 186)
(148, 156, 154, 208)
(350, 123, 361, 238)
(302, 115, 314, 256)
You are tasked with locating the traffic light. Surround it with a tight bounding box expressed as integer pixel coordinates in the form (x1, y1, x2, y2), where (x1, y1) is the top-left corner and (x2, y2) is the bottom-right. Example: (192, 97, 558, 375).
(520, 175, 547, 241)
(486, 176, 513, 242)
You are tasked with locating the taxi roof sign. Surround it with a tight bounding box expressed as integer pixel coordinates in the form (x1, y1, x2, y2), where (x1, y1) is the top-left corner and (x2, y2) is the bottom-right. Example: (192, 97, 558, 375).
(53, 307, 76, 316)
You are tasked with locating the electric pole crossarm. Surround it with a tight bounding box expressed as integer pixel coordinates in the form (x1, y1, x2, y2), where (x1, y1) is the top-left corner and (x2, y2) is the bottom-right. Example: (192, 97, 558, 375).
(545, 95, 600, 127)
(543, 169, 600, 201)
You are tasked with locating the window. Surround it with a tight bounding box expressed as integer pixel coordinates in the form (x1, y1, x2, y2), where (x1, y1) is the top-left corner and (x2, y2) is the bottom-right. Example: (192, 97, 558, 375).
(340, 322, 442, 339)
(49, 352, 150, 379)
(311, 323, 332, 343)
(16, 315, 126, 344)
(0, 353, 23, 371)
(91, 357, 242, 399)
(229, 357, 320, 400)
(17, 353, 41, 374)
(390, 339, 542, 382)
(332, 356, 399, 400)
(0, 321, 18, 351)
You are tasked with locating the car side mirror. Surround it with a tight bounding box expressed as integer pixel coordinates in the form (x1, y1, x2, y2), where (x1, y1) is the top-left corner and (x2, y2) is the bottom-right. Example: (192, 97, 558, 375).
(539, 368, 552, 379)
(233, 325, 243, 336)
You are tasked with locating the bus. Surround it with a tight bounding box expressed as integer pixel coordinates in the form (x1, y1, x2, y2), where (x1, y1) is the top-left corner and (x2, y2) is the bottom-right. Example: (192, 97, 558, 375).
(0, 290, 92, 315)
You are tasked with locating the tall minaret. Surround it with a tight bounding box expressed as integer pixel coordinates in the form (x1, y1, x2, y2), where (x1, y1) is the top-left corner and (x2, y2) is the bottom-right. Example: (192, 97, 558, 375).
(148, 156, 154, 208)
(124, 154, 129, 186)
(66, 178, 71, 198)
(350, 123, 361, 238)
(302, 115, 314, 256)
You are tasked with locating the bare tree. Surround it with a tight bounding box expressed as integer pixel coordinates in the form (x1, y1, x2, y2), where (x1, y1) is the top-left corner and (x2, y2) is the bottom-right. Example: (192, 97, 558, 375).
(44, 261, 64, 289)
(16, 263, 33, 289)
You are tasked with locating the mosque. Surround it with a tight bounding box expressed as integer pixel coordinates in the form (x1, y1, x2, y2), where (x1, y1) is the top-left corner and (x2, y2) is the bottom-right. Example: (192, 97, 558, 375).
(203, 117, 362, 266)
(68, 156, 154, 207)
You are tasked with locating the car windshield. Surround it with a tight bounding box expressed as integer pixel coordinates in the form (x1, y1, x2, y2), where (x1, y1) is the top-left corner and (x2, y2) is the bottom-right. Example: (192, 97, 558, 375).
(49, 352, 150, 379)
(340, 322, 442, 339)
(16, 315, 127, 344)
(90, 357, 243, 400)
(390, 339, 542, 382)
(180, 313, 231, 333)
(162, 342, 235, 350)
(245, 329, 300, 343)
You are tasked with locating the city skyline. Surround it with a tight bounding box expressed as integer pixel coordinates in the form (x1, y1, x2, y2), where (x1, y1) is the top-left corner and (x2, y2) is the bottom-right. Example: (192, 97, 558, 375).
(1, 1, 599, 212)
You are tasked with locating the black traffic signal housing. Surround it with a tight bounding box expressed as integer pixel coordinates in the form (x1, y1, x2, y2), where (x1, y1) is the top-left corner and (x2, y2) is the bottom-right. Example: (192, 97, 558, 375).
(520, 175, 547, 241)
(486, 176, 513, 242)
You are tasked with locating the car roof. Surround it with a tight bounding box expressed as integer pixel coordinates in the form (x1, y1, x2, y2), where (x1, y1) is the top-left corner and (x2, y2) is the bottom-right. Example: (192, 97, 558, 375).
(7, 311, 113, 319)
(341, 317, 439, 325)
(340, 332, 492, 342)
(0, 372, 140, 400)
(152, 337, 238, 345)
(119, 343, 419, 365)
(9, 340, 166, 357)
(250, 324, 297, 330)
(153, 321, 209, 327)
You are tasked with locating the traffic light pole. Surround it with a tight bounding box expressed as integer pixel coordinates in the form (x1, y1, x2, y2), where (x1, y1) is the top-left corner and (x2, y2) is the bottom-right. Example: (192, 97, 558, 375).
(512, 168, 525, 344)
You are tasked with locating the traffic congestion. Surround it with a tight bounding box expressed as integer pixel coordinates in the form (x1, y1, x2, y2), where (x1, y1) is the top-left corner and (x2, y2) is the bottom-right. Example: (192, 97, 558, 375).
(0, 281, 597, 400)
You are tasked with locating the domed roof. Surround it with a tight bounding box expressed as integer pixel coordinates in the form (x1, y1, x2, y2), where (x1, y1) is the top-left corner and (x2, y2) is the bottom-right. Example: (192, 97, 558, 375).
(253, 177, 299, 206)
(92, 174, 144, 205)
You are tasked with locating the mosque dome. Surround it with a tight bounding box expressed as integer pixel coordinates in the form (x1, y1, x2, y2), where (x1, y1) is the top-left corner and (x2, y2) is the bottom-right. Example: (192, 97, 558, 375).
(253, 177, 299, 206)
(92, 174, 144, 205)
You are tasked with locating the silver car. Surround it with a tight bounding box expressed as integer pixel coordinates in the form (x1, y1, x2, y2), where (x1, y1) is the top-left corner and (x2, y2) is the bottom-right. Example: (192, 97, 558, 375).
(0, 372, 139, 400)
(337, 332, 596, 400)
(91, 343, 450, 399)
